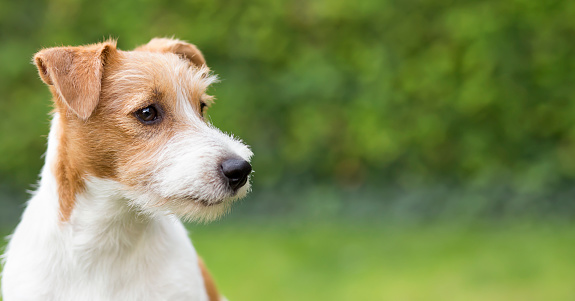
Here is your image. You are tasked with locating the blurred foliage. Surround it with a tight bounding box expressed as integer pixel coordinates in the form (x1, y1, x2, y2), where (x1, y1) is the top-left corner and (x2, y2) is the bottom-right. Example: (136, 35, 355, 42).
(1, 0, 575, 219)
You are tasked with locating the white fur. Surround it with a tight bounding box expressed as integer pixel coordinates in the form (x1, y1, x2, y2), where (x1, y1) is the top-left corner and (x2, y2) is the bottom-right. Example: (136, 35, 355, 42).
(126, 125, 253, 223)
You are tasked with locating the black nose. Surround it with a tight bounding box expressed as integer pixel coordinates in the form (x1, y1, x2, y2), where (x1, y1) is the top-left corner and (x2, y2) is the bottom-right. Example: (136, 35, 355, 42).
(221, 158, 252, 191)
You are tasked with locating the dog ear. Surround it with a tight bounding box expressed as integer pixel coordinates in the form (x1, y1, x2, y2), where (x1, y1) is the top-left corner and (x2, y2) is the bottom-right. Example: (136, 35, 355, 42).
(34, 41, 117, 120)
(135, 38, 206, 67)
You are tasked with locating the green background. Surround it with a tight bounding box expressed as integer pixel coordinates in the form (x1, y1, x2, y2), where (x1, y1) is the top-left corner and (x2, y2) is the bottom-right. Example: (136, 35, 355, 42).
(1, 0, 575, 300)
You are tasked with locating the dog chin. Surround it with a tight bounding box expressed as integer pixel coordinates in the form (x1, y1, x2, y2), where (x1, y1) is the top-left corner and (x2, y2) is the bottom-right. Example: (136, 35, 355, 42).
(180, 182, 251, 206)
(128, 180, 251, 222)
(163, 187, 250, 222)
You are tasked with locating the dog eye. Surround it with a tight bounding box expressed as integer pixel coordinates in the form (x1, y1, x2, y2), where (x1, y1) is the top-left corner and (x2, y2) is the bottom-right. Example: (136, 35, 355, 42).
(134, 105, 161, 124)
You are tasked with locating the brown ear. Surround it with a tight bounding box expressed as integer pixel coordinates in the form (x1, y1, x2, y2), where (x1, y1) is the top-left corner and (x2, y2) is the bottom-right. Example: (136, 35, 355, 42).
(135, 38, 206, 67)
(34, 41, 117, 120)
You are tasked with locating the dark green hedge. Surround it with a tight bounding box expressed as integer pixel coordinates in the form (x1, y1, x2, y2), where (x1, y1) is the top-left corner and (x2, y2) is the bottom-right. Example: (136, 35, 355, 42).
(1, 0, 574, 210)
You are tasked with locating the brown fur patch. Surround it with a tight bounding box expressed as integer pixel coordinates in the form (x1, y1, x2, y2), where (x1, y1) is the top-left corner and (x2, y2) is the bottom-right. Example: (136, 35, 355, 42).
(52, 116, 85, 221)
(198, 257, 221, 301)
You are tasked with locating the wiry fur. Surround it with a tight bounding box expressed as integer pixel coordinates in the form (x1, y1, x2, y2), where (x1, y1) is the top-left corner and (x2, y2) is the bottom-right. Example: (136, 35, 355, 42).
(1, 38, 251, 301)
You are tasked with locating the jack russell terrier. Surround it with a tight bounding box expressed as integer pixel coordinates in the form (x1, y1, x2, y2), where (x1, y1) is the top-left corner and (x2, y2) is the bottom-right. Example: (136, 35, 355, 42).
(1, 38, 253, 301)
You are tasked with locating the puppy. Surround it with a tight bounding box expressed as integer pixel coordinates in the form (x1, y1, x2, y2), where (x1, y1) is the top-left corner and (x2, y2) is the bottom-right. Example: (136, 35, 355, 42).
(1, 38, 252, 301)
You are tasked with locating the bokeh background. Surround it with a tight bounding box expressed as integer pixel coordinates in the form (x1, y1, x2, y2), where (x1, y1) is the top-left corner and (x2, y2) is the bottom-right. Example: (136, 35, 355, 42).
(1, 0, 575, 300)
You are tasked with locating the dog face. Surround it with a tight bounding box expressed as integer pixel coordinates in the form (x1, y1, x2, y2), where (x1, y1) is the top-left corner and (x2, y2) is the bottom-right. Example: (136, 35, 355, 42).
(34, 38, 252, 222)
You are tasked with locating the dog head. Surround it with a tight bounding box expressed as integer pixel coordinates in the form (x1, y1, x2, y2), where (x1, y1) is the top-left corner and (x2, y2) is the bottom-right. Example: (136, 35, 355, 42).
(34, 38, 253, 222)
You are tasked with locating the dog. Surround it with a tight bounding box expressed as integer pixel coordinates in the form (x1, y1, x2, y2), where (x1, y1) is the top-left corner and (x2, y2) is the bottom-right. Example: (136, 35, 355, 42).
(1, 38, 253, 301)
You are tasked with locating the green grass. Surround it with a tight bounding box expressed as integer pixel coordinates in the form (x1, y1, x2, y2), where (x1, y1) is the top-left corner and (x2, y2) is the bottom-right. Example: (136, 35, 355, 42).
(2, 221, 575, 301)
(190, 221, 575, 301)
